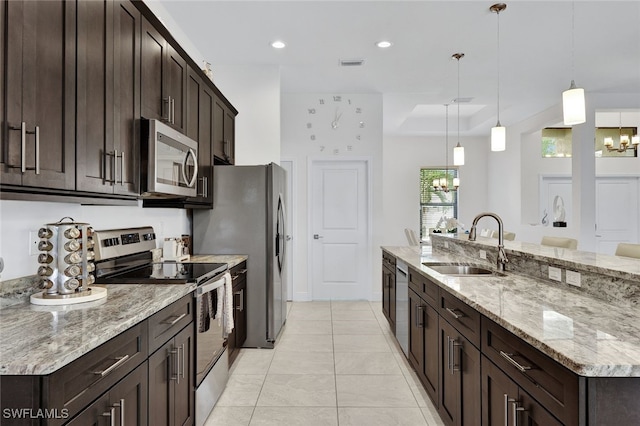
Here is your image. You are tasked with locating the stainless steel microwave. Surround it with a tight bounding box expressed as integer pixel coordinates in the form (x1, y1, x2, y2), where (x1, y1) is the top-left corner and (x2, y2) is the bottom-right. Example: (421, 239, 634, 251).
(142, 119, 198, 198)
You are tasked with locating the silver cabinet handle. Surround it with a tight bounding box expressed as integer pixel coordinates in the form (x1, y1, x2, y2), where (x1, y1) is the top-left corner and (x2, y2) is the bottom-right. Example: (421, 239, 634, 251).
(93, 355, 129, 377)
(415, 305, 424, 328)
(503, 394, 509, 426)
(447, 336, 461, 375)
(178, 343, 185, 382)
(499, 351, 534, 373)
(102, 406, 116, 426)
(34, 126, 40, 175)
(113, 150, 118, 184)
(510, 399, 525, 426)
(235, 288, 244, 311)
(198, 176, 208, 197)
(396, 267, 407, 276)
(162, 312, 187, 326)
(113, 398, 125, 426)
(170, 347, 178, 382)
(445, 307, 464, 320)
(120, 151, 125, 185)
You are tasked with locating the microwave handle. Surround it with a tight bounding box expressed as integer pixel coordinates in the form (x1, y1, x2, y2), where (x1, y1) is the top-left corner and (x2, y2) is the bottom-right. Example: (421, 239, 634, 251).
(181, 149, 199, 188)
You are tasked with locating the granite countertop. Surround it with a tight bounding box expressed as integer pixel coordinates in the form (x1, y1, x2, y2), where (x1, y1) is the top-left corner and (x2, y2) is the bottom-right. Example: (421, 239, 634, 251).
(383, 245, 640, 377)
(0, 254, 248, 376)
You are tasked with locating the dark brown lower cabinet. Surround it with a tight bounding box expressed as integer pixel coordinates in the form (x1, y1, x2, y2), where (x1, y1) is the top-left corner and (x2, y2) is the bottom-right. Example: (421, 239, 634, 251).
(482, 356, 562, 426)
(67, 361, 148, 426)
(439, 318, 481, 426)
(148, 324, 194, 426)
(228, 262, 248, 365)
(382, 261, 396, 333)
(408, 288, 439, 406)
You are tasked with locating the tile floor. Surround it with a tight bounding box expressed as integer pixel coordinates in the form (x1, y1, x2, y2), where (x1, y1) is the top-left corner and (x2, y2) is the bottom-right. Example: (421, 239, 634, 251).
(205, 301, 445, 425)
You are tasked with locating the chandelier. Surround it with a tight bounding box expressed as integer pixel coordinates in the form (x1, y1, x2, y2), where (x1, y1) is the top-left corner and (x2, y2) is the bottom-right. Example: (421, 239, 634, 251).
(603, 112, 640, 153)
(433, 104, 459, 192)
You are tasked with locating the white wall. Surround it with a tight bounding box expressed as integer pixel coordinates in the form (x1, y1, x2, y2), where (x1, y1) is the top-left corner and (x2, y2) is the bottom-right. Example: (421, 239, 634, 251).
(0, 200, 189, 281)
(382, 134, 489, 246)
(281, 93, 383, 301)
(212, 65, 281, 166)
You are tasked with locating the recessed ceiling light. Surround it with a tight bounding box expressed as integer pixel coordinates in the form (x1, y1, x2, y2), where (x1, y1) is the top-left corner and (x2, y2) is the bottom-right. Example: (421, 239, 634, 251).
(376, 40, 393, 48)
(271, 40, 286, 49)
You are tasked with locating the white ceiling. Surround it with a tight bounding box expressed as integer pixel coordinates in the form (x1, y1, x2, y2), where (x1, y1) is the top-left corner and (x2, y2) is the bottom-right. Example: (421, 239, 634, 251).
(157, 1, 640, 136)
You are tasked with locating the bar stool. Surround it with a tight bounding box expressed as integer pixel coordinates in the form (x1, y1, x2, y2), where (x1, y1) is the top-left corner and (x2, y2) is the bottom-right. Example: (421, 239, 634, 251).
(615, 243, 640, 259)
(540, 236, 578, 250)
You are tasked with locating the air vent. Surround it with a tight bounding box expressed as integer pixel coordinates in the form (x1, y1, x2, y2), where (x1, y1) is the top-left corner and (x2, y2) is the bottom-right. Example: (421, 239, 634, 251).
(452, 97, 473, 103)
(340, 59, 365, 67)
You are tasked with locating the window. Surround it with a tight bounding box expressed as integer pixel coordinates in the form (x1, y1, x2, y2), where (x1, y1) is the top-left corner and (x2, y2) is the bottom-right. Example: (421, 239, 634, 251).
(419, 168, 458, 240)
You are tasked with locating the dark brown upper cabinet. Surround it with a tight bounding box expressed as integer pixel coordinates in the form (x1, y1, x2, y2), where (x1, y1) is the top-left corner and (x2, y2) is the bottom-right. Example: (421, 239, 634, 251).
(1, 0, 76, 190)
(76, 0, 140, 197)
(141, 17, 187, 134)
(213, 95, 236, 164)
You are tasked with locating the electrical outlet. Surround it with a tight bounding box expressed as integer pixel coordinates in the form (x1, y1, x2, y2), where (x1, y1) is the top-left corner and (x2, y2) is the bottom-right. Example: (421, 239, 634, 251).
(479, 250, 487, 260)
(548, 266, 562, 282)
(566, 270, 582, 287)
(29, 231, 40, 256)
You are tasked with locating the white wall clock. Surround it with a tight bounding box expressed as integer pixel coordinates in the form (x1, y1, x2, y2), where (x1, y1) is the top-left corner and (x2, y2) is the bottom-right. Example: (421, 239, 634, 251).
(305, 95, 368, 153)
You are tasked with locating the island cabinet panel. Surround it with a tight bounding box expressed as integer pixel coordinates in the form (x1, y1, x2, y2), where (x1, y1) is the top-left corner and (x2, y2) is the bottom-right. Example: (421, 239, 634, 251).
(76, 0, 140, 197)
(2, 0, 75, 190)
(382, 252, 396, 332)
(44, 322, 148, 426)
(439, 318, 481, 426)
(66, 361, 148, 426)
(409, 287, 440, 406)
(482, 317, 579, 426)
(482, 355, 562, 426)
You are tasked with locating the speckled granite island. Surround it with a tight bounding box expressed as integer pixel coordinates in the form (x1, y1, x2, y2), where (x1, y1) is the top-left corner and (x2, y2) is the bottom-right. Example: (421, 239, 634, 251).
(0, 254, 247, 376)
(383, 235, 640, 425)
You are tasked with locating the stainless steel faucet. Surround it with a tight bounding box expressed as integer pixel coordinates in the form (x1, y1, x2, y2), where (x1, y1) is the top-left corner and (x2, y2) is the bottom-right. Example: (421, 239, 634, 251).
(468, 212, 509, 271)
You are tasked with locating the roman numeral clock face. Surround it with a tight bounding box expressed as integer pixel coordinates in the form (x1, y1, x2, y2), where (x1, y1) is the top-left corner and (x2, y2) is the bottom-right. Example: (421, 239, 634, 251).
(306, 95, 367, 154)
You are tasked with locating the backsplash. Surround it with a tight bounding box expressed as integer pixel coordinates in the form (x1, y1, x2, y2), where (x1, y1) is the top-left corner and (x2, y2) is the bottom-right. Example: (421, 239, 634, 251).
(0, 199, 189, 282)
(430, 233, 640, 307)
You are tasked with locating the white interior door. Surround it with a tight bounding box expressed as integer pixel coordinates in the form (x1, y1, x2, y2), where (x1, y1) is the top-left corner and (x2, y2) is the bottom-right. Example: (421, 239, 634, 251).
(281, 159, 294, 301)
(595, 177, 639, 254)
(310, 160, 369, 300)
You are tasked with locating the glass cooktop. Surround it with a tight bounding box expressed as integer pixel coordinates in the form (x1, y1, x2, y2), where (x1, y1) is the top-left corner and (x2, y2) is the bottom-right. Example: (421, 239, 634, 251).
(96, 262, 227, 285)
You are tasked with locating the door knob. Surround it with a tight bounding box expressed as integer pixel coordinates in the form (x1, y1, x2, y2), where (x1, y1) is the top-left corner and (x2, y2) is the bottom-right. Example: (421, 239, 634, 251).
(313, 234, 323, 239)
(286, 235, 292, 241)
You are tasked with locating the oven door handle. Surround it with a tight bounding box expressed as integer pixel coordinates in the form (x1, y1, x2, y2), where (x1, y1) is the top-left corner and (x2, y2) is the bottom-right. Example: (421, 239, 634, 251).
(196, 276, 226, 296)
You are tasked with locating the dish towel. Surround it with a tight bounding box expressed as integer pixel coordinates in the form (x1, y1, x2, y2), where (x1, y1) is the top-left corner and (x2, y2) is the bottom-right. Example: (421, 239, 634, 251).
(222, 272, 234, 337)
(198, 291, 210, 333)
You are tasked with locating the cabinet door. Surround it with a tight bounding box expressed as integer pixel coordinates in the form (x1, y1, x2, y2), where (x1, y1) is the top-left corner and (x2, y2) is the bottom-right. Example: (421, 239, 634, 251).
(482, 355, 519, 426)
(234, 277, 247, 347)
(223, 108, 235, 164)
(141, 19, 166, 121)
(212, 97, 226, 160)
(109, 362, 149, 426)
(65, 394, 111, 426)
(440, 319, 481, 426)
(422, 301, 439, 406)
(519, 389, 563, 426)
(382, 266, 392, 321)
(389, 270, 396, 333)
(173, 325, 194, 426)
(3, 0, 75, 189)
(196, 83, 215, 205)
(148, 339, 173, 426)
(112, 0, 140, 196)
(408, 289, 425, 376)
(166, 43, 187, 133)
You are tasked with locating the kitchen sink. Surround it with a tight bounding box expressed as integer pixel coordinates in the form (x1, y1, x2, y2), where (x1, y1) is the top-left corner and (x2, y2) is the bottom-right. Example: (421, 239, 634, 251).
(422, 262, 504, 277)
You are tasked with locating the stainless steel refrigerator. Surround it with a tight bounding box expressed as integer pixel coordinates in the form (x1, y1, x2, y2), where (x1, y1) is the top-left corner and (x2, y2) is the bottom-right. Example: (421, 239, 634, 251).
(192, 163, 287, 348)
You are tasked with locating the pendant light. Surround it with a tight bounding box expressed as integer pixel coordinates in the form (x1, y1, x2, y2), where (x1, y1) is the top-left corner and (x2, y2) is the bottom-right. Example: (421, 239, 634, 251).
(490, 3, 506, 151)
(562, 2, 586, 125)
(452, 53, 465, 165)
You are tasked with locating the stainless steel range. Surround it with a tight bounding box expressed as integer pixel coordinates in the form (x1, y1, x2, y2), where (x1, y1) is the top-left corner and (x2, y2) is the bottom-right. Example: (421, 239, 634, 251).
(93, 226, 230, 426)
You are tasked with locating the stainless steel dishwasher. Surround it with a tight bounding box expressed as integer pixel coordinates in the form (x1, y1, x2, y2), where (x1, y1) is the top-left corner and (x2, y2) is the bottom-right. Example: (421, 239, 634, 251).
(395, 260, 409, 356)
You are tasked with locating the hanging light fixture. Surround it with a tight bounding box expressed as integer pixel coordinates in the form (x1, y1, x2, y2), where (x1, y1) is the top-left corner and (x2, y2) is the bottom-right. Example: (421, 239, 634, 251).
(433, 104, 459, 192)
(452, 53, 465, 165)
(490, 3, 506, 151)
(562, 2, 586, 125)
(603, 112, 640, 153)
